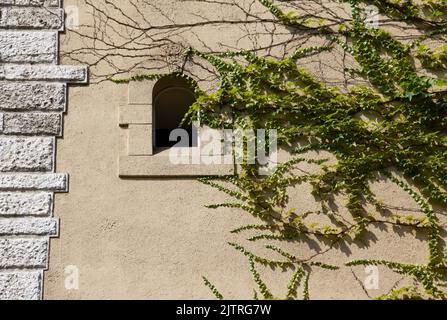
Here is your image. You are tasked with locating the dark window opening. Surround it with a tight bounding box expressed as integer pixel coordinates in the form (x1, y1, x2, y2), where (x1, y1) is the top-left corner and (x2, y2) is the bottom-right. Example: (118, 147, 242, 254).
(153, 76, 198, 149)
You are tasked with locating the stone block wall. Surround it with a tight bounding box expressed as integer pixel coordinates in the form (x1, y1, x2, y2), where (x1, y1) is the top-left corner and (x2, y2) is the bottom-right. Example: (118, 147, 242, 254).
(0, 0, 87, 300)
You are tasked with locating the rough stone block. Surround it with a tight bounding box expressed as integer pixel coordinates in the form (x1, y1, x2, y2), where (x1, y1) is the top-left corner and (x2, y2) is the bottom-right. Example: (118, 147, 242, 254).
(0, 238, 48, 268)
(0, 271, 42, 300)
(0, 218, 57, 235)
(0, 1, 58, 5)
(0, 7, 63, 29)
(1, 113, 62, 136)
(0, 31, 57, 63)
(0, 82, 66, 111)
(0, 192, 52, 216)
(0, 137, 54, 172)
(0, 173, 67, 191)
(0, 65, 88, 83)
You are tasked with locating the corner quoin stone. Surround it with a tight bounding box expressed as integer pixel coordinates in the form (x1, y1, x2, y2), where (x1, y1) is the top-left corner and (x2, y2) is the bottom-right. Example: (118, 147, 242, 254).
(0, 1, 59, 6)
(0, 238, 48, 269)
(0, 173, 67, 191)
(0, 31, 57, 63)
(0, 7, 64, 30)
(0, 0, 87, 300)
(0, 137, 54, 172)
(0, 192, 53, 216)
(0, 82, 66, 111)
(0, 218, 58, 236)
(0, 113, 62, 136)
(0, 65, 88, 83)
(0, 272, 42, 300)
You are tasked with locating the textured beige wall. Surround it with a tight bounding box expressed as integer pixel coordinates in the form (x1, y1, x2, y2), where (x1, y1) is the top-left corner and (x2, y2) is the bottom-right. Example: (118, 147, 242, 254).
(43, 0, 443, 300)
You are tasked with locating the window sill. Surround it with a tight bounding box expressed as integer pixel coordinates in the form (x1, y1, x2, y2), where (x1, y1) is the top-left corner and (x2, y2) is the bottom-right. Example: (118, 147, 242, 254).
(119, 154, 236, 177)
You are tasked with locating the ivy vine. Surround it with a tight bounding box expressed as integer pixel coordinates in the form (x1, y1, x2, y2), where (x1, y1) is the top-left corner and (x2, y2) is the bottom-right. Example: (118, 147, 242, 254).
(113, 0, 447, 300)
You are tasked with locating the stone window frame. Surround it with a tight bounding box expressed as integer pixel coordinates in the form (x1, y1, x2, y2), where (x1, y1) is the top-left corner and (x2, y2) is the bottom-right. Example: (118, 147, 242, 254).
(119, 77, 236, 177)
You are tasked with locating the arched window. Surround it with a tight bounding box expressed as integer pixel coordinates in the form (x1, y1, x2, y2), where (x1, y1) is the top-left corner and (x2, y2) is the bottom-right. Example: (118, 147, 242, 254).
(153, 76, 198, 149)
